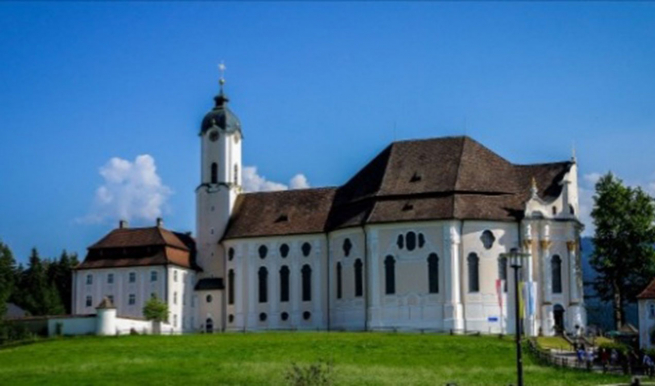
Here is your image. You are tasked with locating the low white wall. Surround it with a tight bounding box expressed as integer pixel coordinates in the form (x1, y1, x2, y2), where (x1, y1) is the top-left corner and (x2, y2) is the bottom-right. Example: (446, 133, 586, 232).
(47, 314, 176, 337)
(48, 316, 96, 336)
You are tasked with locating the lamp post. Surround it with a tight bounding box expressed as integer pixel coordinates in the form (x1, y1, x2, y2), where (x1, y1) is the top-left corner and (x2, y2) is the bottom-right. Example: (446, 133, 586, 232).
(500, 248, 530, 386)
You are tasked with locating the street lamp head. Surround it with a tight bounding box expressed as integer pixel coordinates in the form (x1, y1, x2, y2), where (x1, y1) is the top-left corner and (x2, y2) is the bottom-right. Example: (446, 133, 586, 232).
(499, 247, 530, 269)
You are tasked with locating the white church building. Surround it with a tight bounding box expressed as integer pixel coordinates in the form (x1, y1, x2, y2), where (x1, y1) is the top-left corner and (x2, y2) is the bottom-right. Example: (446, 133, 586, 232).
(73, 79, 586, 337)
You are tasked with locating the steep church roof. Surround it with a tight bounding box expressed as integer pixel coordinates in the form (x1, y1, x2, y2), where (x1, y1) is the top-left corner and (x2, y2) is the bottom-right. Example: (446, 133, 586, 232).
(78, 225, 198, 270)
(223, 136, 572, 240)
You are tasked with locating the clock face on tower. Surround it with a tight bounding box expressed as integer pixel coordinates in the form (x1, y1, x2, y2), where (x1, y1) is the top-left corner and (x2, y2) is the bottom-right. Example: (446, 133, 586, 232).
(209, 130, 219, 142)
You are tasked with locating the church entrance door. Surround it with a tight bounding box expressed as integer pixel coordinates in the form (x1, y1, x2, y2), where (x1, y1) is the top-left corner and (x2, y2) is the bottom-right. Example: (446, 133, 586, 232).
(206, 318, 214, 333)
(553, 305, 565, 334)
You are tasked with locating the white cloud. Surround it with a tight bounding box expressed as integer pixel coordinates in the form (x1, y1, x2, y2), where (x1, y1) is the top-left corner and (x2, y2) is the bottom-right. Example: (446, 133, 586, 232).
(78, 155, 172, 224)
(583, 172, 602, 186)
(289, 174, 310, 190)
(242, 166, 310, 192)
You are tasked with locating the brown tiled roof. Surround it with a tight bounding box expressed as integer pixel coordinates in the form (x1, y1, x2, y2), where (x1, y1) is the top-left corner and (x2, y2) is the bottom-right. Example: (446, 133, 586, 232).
(89, 226, 189, 250)
(78, 226, 197, 270)
(223, 188, 337, 240)
(638, 278, 655, 299)
(223, 136, 572, 239)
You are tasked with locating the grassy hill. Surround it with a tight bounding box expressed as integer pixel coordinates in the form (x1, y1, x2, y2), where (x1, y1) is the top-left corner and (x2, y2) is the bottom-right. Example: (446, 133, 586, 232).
(0, 332, 628, 385)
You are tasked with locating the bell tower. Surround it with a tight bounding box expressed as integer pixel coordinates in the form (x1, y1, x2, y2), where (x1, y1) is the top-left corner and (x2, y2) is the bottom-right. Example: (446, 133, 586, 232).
(196, 64, 242, 278)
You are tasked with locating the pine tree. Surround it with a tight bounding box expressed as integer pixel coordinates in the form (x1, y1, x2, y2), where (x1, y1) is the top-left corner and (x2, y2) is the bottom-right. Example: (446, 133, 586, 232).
(590, 173, 655, 328)
(0, 241, 17, 318)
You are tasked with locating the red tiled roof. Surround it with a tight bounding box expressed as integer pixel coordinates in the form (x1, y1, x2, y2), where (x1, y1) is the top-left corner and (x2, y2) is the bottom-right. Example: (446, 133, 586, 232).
(89, 226, 189, 250)
(638, 278, 655, 299)
(78, 226, 197, 270)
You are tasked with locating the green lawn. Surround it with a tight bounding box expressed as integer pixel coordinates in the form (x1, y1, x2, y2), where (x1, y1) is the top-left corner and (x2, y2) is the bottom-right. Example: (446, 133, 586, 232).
(536, 336, 573, 351)
(0, 332, 629, 385)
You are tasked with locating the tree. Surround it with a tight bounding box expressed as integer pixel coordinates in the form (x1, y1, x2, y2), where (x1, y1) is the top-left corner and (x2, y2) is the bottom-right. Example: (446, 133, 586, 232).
(0, 241, 17, 319)
(15, 249, 64, 316)
(142, 296, 169, 323)
(47, 251, 79, 314)
(590, 173, 655, 329)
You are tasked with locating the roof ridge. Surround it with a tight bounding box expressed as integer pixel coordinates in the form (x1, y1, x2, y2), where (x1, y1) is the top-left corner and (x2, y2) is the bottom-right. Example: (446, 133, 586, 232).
(240, 186, 339, 196)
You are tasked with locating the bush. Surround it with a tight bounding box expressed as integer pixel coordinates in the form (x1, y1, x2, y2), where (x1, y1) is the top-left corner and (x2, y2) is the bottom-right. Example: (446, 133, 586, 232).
(284, 360, 333, 386)
(0, 322, 36, 345)
(598, 340, 630, 356)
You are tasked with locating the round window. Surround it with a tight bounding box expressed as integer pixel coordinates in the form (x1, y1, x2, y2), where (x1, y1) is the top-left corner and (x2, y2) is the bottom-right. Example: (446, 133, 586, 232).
(303, 311, 311, 320)
(259, 312, 267, 322)
(206, 294, 213, 303)
(281, 312, 289, 321)
(280, 244, 290, 258)
(302, 242, 312, 257)
(258, 245, 268, 259)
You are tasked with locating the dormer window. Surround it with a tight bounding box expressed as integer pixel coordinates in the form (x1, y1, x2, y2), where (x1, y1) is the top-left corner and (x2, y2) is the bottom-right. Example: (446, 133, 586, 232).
(410, 172, 422, 182)
(275, 214, 288, 223)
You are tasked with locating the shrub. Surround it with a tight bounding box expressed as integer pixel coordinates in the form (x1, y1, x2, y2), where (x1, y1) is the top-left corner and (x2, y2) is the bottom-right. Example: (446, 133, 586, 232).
(284, 360, 333, 386)
(598, 340, 630, 356)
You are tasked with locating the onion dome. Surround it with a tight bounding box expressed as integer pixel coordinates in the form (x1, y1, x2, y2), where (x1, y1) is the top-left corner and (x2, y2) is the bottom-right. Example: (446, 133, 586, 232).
(200, 65, 242, 134)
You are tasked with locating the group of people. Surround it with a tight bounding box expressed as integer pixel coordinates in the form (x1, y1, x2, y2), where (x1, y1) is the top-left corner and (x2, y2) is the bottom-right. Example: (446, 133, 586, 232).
(575, 343, 655, 376)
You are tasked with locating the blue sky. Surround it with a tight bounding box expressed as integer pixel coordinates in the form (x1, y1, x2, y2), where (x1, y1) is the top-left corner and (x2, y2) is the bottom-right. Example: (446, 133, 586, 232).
(1, 3, 655, 263)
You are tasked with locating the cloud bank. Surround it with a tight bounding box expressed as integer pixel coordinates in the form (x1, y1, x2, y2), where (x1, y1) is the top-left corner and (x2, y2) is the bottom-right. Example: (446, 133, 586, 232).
(79, 154, 172, 224)
(242, 166, 310, 192)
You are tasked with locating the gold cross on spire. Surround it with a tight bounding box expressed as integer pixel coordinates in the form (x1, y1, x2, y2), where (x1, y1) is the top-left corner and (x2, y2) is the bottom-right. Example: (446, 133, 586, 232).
(218, 61, 226, 87)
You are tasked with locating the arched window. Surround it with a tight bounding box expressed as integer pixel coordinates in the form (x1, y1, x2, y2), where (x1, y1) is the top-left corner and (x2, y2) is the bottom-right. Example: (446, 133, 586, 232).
(428, 253, 439, 294)
(280, 244, 289, 258)
(301, 264, 312, 301)
(280, 266, 290, 302)
(397, 235, 404, 249)
(406, 232, 417, 251)
(228, 269, 235, 305)
(468, 253, 480, 293)
(258, 267, 268, 303)
(228, 247, 235, 261)
(418, 233, 425, 248)
(234, 164, 239, 185)
(385, 255, 396, 295)
(354, 259, 363, 297)
(569, 204, 575, 215)
(343, 238, 352, 257)
(498, 256, 508, 292)
(552, 206, 557, 215)
(302, 242, 312, 257)
(552, 255, 562, 294)
(258, 245, 268, 259)
(211, 162, 218, 184)
(336, 262, 342, 299)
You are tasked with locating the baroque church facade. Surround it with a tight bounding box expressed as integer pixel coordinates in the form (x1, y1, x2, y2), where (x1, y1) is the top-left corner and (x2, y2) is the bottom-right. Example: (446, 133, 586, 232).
(74, 80, 586, 336)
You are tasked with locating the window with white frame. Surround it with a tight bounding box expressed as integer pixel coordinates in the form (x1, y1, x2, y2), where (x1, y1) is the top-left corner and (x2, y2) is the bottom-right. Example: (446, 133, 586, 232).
(173, 270, 178, 282)
(151, 271, 158, 282)
(86, 274, 93, 285)
(129, 294, 136, 305)
(86, 295, 92, 307)
(173, 292, 178, 305)
(107, 273, 114, 284)
(129, 272, 136, 283)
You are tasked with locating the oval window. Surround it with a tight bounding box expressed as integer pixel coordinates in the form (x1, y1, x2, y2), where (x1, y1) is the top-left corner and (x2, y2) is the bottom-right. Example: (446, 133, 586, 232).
(406, 232, 417, 251)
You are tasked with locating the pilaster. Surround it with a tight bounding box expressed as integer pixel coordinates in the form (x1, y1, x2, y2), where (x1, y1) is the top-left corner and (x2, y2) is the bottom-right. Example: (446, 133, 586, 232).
(443, 222, 463, 331)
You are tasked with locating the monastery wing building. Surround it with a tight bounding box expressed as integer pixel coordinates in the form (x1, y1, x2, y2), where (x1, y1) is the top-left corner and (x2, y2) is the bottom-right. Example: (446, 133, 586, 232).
(75, 81, 586, 336)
